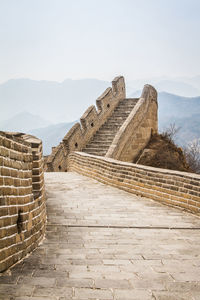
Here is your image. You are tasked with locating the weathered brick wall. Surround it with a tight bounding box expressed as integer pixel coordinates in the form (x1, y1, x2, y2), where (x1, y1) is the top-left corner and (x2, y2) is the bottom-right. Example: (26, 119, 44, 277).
(0, 132, 46, 272)
(69, 152, 200, 215)
(46, 76, 126, 172)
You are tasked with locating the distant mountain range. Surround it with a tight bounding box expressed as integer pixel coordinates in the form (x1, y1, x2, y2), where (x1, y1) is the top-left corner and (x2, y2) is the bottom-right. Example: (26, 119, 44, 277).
(0, 78, 109, 123)
(131, 90, 200, 146)
(127, 75, 200, 97)
(0, 112, 51, 132)
(0, 77, 200, 154)
(29, 122, 76, 155)
(1, 76, 200, 124)
(158, 92, 200, 146)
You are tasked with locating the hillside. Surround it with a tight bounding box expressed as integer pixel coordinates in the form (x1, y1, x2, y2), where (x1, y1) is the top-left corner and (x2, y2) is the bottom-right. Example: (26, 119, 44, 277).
(137, 134, 191, 172)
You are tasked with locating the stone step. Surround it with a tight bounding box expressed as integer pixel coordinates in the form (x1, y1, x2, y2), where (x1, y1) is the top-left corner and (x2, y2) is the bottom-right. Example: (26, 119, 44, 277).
(108, 112, 131, 115)
(100, 128, 120, 131)
(91, 138, 114, 142)
(85, 141, 111, 146)
(115, 103, 136, 108)
(94, 133, 116, 137)
(84, 146, 110, 152)
(113, 109, 134, 113)
(94, 132, 115, 135)
(102, 118, 125, 122)
(93, 134, 114, 138)
(114, 105, 135, 108)
(114, 105, 135, 111)
(90, 139, 113, 143)
(86, 144, 111, 148)
(113, 109, 134, 112)
(101, 122, 122, 125)
(96, 133, 117, 137)
(88, 139, 113, 144)
(82, 150, 106, 156)
(101, 125, 124, 129)
(102, 119, 126, 123)
(106, 118, 128, 121)
(92, 134, 114, 138)
(102, 122, 125, 126)
(111, 111, 133, 115)
(117, 101, 137, 105)
(82, 98, 139, 156)
(108, 115, 130, 119)
(102, 124, 122, 127)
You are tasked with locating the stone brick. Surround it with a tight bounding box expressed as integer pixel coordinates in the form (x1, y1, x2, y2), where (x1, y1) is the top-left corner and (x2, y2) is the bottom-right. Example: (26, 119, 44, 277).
(0, 132, 46, 272)
(74, 287, 113, 299)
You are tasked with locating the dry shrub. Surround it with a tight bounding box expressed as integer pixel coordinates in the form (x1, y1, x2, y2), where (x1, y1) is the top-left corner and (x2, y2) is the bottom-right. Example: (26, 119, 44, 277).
(184, 139, 200, 174)
(137, 124, 191, 172)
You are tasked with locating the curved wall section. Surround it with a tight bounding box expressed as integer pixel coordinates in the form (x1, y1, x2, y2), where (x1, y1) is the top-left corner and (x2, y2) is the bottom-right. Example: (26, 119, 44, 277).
(69, 152, 200, 215)
(106, 84, 158, 162)
(0, 131, 46, 272)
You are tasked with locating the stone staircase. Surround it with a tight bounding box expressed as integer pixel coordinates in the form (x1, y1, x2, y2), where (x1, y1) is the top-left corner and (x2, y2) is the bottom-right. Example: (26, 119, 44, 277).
(82, 98, 138, 156)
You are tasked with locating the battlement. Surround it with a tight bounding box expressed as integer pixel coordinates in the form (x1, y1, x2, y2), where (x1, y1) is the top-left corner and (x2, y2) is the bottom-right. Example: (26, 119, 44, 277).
(46, 76, 126, 171)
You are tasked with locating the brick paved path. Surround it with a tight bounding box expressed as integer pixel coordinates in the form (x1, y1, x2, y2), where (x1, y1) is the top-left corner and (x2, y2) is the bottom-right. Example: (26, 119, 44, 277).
(1, 172, 200, 300)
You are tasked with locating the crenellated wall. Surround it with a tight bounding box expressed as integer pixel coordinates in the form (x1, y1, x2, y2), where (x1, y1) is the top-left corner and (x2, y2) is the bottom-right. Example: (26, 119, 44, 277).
(0, 131, 46, 272)
(46, 76, 158, 172)
(68, 152, 200, 215)
(106, 84, 158, 162)
(46, 76, 125, 172)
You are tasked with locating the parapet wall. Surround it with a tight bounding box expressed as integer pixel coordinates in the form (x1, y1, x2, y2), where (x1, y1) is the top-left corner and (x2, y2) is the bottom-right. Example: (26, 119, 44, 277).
(68, 152, 200, 215)
(46, 76, 126, 172)
(0, 131, 46, 272)
(106, 84, 158, 162)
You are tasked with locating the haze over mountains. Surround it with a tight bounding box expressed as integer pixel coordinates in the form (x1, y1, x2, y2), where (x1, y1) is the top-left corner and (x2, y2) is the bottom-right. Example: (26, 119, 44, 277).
(0, 78, 109, 123)
(158, 92, 200, 146)
(0, 112, 51, 132)
(127, 75, 200, 97)
(0, 76, 200, 155)
(29, 122, 76, 155)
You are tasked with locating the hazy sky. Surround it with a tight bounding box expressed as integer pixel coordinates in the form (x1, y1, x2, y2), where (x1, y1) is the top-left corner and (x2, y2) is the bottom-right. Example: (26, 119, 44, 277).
(0, 0, 200, 83)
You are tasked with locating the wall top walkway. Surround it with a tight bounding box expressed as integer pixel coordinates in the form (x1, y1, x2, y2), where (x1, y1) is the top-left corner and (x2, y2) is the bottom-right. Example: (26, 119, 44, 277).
(69, 152, 200, 215)
(0, 172, 200, 299)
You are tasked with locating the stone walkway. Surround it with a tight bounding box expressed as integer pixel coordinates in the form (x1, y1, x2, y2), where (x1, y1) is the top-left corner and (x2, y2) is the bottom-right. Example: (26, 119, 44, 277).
(1, 172, 200, 300)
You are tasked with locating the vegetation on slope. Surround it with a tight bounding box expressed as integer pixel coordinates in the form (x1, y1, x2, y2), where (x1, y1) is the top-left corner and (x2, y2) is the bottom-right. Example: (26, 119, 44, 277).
(137, 132, 192, 173)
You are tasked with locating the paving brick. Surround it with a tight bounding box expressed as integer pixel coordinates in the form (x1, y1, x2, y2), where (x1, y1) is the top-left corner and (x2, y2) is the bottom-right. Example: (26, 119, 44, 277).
(114, 289, 152, 300)
(56, 278, 93, 288)
(95, 278, 130, 289)
(1, 172, 200, 299)
(74, 287, 113, 299)
(152, 291, 193, 300)
(33, 287, 72, 297)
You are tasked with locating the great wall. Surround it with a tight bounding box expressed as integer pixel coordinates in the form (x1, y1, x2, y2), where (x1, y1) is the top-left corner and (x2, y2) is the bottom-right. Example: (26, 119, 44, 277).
(0, 76, 200, 299)
(46, 76, 157, 171)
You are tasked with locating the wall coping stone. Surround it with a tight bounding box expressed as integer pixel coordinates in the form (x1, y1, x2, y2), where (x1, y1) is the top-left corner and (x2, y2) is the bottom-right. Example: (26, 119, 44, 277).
(74, 151, 200, 180)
